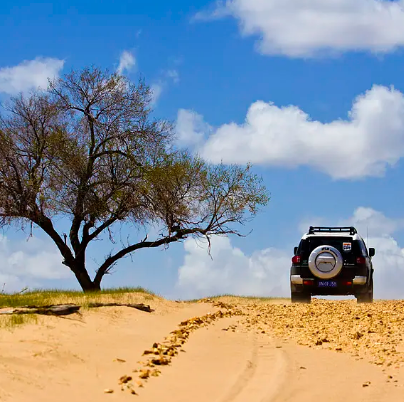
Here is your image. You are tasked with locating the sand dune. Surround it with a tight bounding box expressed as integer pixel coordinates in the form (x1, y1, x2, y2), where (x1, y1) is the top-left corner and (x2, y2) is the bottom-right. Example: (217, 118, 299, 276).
(0, 297, 403, 401)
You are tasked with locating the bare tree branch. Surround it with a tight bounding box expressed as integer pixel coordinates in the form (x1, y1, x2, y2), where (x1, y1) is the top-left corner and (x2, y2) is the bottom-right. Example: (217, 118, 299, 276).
(0, 66, 269, 292)
(93, 227, 206, 286)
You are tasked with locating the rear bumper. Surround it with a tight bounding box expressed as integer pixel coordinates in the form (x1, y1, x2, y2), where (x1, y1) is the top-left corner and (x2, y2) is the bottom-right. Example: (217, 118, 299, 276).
(290, 275, 369, 296)
(291, 264, 368, 277)
(291, 275, 367, 285)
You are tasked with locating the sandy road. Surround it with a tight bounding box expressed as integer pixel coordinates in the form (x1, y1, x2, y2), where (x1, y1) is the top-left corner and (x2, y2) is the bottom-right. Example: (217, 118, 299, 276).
(1, 298, 404, 401)
(139, 316, 288, 402)
(0, 301, 217, 402)
(139, 314, 404, 402)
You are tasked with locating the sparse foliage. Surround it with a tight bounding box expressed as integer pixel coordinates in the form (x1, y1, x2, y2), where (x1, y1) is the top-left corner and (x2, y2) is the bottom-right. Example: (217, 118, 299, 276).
(0, 67, 269, 292)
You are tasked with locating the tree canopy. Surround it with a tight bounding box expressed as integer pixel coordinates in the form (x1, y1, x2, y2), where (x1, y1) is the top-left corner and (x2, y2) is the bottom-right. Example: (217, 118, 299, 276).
(0, 67, 269, 292)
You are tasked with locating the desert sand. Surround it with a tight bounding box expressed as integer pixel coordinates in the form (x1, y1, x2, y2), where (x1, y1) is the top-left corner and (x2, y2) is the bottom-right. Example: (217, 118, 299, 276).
(1, 295, 403, 402)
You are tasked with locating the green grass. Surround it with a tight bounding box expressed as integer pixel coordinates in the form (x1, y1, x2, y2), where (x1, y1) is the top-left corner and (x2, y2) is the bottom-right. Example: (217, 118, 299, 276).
(0, 287, 156, 309)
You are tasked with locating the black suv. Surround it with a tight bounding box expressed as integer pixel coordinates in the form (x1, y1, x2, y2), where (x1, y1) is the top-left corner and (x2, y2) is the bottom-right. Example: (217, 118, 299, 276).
(290, 226, 375, 304)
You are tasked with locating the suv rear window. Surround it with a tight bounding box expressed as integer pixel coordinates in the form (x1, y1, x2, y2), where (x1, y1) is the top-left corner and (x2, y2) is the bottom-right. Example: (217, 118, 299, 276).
(298, 237, 365, 261)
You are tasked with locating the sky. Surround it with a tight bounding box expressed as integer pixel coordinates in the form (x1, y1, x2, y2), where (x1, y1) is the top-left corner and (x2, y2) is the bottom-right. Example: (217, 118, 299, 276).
(2, 0, 404, 299)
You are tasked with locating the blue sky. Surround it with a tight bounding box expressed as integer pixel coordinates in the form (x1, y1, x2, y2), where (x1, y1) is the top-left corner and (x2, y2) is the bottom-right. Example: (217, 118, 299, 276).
(2, 0, 404, 299)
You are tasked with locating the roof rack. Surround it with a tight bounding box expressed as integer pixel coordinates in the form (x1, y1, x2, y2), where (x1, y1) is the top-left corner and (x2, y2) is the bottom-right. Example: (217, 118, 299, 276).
(308, 226, 357, 235)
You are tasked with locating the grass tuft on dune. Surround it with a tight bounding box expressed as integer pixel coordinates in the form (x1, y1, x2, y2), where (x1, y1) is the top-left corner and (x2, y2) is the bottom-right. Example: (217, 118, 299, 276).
(0, 313, 39, 330)
(0, 287, 157, 329)
(0, 287, 156, 309)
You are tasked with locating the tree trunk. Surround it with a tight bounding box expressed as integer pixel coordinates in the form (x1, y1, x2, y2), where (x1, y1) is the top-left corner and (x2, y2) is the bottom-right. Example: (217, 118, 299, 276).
(70, 262, 101, 292)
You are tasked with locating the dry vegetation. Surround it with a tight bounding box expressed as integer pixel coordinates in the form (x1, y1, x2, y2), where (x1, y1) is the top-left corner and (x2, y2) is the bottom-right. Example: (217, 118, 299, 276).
(0, 287, 155, 307)
(0, 313, 39, 330)
(0, 287, 156, 329)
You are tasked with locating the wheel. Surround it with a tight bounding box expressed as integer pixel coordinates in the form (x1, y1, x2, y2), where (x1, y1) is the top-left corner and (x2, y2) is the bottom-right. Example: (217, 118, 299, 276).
(368, 277, 374, 302)
(357, 278, 373, 303)
(291, 292, 311, 304)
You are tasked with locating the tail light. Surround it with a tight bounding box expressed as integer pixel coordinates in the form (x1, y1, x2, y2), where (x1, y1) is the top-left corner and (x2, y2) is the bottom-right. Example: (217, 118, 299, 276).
(357, 257, 366, 264)
(292, 255, 301, 264)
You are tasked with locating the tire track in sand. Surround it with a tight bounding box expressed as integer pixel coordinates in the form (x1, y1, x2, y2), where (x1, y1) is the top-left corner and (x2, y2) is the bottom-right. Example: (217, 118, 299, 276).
(138, 316, 289, 402)
(220, 330, 288, 402)
(137, 312, 404, 402)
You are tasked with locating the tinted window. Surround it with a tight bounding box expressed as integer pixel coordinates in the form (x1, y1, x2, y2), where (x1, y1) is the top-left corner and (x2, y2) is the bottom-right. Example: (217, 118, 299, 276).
(298, 237, 359, 261)
(357, 240, 368, 257)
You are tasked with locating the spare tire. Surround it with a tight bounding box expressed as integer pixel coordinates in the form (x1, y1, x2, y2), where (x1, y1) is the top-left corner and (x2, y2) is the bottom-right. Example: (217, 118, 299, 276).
(308, 245, 343, 279)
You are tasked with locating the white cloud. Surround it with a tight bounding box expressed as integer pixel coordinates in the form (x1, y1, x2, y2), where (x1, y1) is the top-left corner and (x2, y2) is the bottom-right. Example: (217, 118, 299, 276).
(175, 109, 212, 148)
(0, 57, 65, 95)
(179, 85, 404, 180)
(196, 0, 404, 57)
(150, 70, 180, 106)
(361, 236, 404, 299)
(299, 207, 404, 237)
(0, 234, 69, 293)
(166, 69, 180, 83)
(175, 207, 404, 300)
(339, 207, 404, 237)
(117, 51, 136, 75)
(150, 83, 163, 105)
(340, 208, 404, 299)
(176, 236, 290, 299)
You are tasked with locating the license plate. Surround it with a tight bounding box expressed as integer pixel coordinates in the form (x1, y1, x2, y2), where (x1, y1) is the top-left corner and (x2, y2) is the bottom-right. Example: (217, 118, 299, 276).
(318, 281, 337, 287)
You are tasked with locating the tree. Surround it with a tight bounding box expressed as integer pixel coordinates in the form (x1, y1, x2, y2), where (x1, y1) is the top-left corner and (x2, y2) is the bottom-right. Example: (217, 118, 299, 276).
(0, 67, 269, 292)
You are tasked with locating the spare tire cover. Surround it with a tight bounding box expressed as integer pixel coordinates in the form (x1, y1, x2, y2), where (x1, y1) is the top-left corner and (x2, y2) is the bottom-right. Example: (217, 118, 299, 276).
(308, 245, 343, 279)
